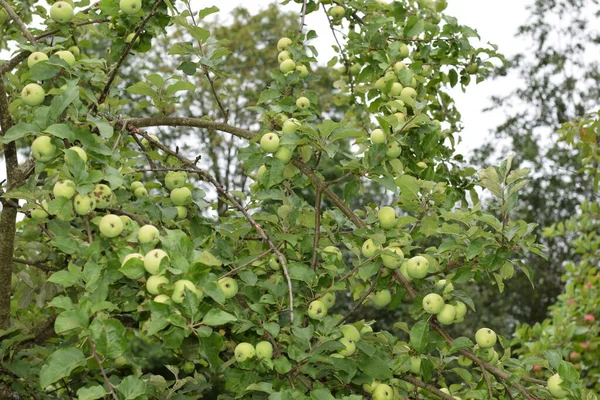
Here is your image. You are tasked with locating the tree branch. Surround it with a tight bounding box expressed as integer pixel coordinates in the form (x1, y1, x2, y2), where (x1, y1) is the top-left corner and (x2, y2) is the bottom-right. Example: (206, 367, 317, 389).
(88, 337, 119, 400)
(403, 375, 456, 400)
(310, 189, 322, 269)
(0, 0, 37, 45)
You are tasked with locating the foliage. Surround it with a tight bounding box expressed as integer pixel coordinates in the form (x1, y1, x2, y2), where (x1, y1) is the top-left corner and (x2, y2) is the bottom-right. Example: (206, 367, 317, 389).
(0, 0, 594, 399)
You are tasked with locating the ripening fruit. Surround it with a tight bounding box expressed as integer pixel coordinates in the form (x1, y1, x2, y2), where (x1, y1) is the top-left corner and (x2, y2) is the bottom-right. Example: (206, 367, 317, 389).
(378, 206, 397, 229)
(31, 202, 49, 219)
(234, 342, 255, 362)
(138, 224, 160, 245)
(170, 187, 192, 206)
(422, 293, 444, 314)
(55, 50, 76, 66)
(31, 136, 56, 162)
(130, 181, 144, 191)
(53, 179, 76, 199)
(372, 383, 393, 400)
(277, 50, 291, 63)
(385, 142, 402, 158)
(146, 274, 169, 295)
(73, 194, 96, 215)
(322, 291, 336, 309)
(153, 294, 171, 303)
(410, 356, 421, 374)
(389, 81, 403, 97)
(280, 59, 296, 74)
(328, 5, 345, 20)
(260, 132, 280, 153)
(274, 147, 293, 164)
(370, 128, 386, 144)
(99, 214, 124, 238)
(218, 277, 238, 299)
(547, 373, 568, 398)
(121, 253, 144, 267)
(322, 246, 342, 262)
(436, 304, 457, 325)
(92, 184, 113, 209)
(400, 86, 417, 105)
(277, 37, 292, 52)
(171, 279, 201, 303)
(134, 187, 148, 197)
(475, 328, 497, 348)
(372, 290, 391, 307)
(340, 325, 361, 342)
(125, 33, 140, 45)
(361, 238, 380, 258)
(120, 0, 142, 15)
(27, 52, 48, 68)
(296, 64, 309, 78)
(406, 256, 429, 279)
(296, 96, 310, 109)
(66, 146, 87, 163)
(308, 300, 327, 320)
(282, 118, 301, 134)
(22, 83, 45, 106)
(50, 1, 74, 23)
(338, 337, 356, 357)
(454, 301, 467, 321)
(255, 341, 274, 360)
(144, 249, 168, 274)
(165, 171, 187, 190)
(175, 206, 188, 220)
(381, 246, 404, 269)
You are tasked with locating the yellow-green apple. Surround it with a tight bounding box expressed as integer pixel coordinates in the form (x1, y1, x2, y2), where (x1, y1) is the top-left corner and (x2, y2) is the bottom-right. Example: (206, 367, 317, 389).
(260, 132, 280, 153)
(322, 292, 336, 309)
(218, 277, 238, 299)
(176, 206, 187, 219)
(134, 187, 148, 197)
(280, 59, 296, 73)
(361, 238, 381, 258)
(277, 37, 292, 51)
(370, 128, 386, 144)
(308, 300, 327, 320)
(50, 1, 74, 23)
(406, 255, 429, 279)
(66, 146, 87, 162)
(27, 52, 48, 68)
(422, 293, 444, 314)
(22, 83, 45, 106)
(55, 50, 75, 66)
(255, 341, 273, 360)
(31, 136, 56, 162)
(144, 249, 168, 274)
(296, 96, 310, 109)
(234, 342, 255, 362)
(138, 224, 159, 245)
(274, 147, 293, 163)
(296, 64, 309, 78)
(165, 171, 187, 190)
(547, 374, 568, 398)
(475, 328, 497, 348)
(378, 206, 397, 229)
(130, 181, 144, 191)
(171, 279, 201, 303)
(385, 142, 402, 158)
(381, 246, 404, 269)
(338, 337, 356, 357)
(53, 179, 76, 199)
(372, 289, 391, 307)
(73, 194, 96, 215)
(282, 118, 301, 134)
(321, 246, 342, 262)
(92, 184, 113, 208)
(119, 0, 142, 15)
(436, 304, 457, 325)
(99, 214, 124, 238)
(340, 325, 361, 342)
(170, 187, 192, 206)
(328, 5, 345, 19)
(154, 294, 171, 303)
(400, 87, 417, 104)
(372, 383, 393, 400)
(277, 50, 291, 63)
(146, 274, 169, 295)
(31, 202, 49, 219)
(410, 356, 421, 374)
(389, 82, 403, 96)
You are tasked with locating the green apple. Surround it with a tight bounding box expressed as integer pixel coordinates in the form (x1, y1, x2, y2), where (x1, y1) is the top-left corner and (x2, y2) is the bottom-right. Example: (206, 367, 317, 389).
(361, 238, 380, 258)
(381, 246, 404, 269)
(122, 252, 144, 267)
(296, 96, 310, 109)
(416, 161, 428, 169)
(31, 201, 49, 219)
(260, 132, 280, 153)
(322, 246, 342, 262)
(458, 355, 472, 366)
(338, 337, 356, 357)
(372, 289, 391, 307)
(119, 0, 142, 15)
(218, 277, 238, 299)
(172, 279, 201, 303)
(296, 64, 309, 78)
(274, 147, 293, 163)
(406, 255, 429, 279)
(138, 224, 159, 244)
(22, 83, 45, 106)
(454, 301, 467, 320)
(363, 380, 380, 394)
(280, 59, 296, 74)
(125, 33, 140, 45)
(53, 179, 76, 199)
(361, 324, 373, 334)
(181, 361, 195, 374)
(399, 43, 409, 58)
(255, 341, 273, 360)
(436, 304, 457, 325)
(165, 171, 187, 190)
(73, 194, 96, 215)
(340, 325, 361, 342)
(134, 187, 148, 197)
(27, 52, 48, 68)
(547, 373, 568, 398)
(31, 136, 56, 162)
(394, 112, 406, 123)
(146, 274, 169, 295)
(234, 342, 255, 362)
(370, 128, 386, 144)
(400, 86, 417, 105)
(99, 214, 124, 238)
(55, 50, 75, 66)
(282, 118, 301, 134)
(434, 279, 454, 295)
(50, 1, 74, 23)
(375, 77, 387, 92)
(144, 249, 168, 274)
(92, 184, 113, 208)
(277, 50, 291, 63)
(268, 254, 283, 270)
(175, 206, 187, 220)
(349, 63, 361, 76)
(475, 328, 497, 348)
(277, 37, 292, 52)
(393, 62, 406, 73)
(308, 300, 327, 320)
(130, 181, 144, 191)
(475, 345, 495, 362)
(410, 355, 421, 374)
(322, 291, 336, 309)
(385, 142, 402, 158)
(378, 206, 397, 229)
(372, 383, 393, 400)
(489, 349, 499, 365)
(154, 294, 171, 303)
(389, 82, 403, 96)
(257, 165, 267, 179)
(67, 146, 87, 162)
(422, 293, 444, 314)
(67, 46, 80, 57)
(399, 260, 413, 281)
(328, 5, 345, 19)
(171, 187, 192, 206)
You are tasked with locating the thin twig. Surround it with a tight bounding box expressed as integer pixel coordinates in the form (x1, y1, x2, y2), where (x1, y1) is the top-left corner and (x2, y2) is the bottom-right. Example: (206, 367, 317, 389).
(84, 216, 93, 243)
(35, 19, 110, 40)
(299, 0, 308, 32)
(105, 207, 148, 226)
(88, 338, 119, 400)
(12, 258, 58, 272)
(309, 189, 322, 269)
(0, 0, 37, 45)
(336, 268, 381, 326)
(219, 249, 271, 279)
(403, 376, 455, 400)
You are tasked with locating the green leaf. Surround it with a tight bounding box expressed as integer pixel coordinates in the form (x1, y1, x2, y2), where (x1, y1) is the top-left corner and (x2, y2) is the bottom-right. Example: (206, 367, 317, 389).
(330, 127, 364, 141)
(449, 336, 474, 353)
(76, 385, 108, 400)
(55, 308, 89, 334)
(115, 375, 146, 400)
(165, 80, 196, 96)
(410, 320, 429, 352)
(0, 123, 37, 143)
(398, 174, 419, 201)
(49, 84, 79, 121)
(127, 82, 158, 100)
(87, 115, 114, 139)
(356, 353, 393, 380)
(202, 309, 237, 326)
(89, 318, 127, 358)
(404, 16, 424, 37)
(44, 123, 76, 141)
(258, 88, 280, 104)
(50, 236, 82, 255)
(39, 347, 86, 388)
(194, 250, 222, 267)
(198, 6, 219, 19)
(47, 270, 81, 287)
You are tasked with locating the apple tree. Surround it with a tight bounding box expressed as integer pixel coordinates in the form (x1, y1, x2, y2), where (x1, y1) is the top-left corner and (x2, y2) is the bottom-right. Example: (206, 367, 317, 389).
(0, 0, 595, 399)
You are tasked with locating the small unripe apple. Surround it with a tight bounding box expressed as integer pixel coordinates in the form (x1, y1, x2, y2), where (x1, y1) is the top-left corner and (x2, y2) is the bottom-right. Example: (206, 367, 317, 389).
(406, 256, 429, 279)
(277, 50, 292, 63)
(144, 249, 168, 274)
(381, 246, 404, 269)
(256, 165, 267, 179)
(434, 279, 454, 294)
(125, 33, 140, 45)
(268, 254, 282, 270)
(141, 134, 159, 148)
(436, 304, 457, 325)
(372, 383, 393, 400)
(361, 238, 380, 258)
(130, 181, 144, 191)
(378, 206, 397, 229)
(260, 133, 280, 153)
(400, 86, 417, 105)
(31, 202, 49, 219)
(255, 341, 273, 360)
(154, 294, 171, 303)
(99, 214, 124, 238)
(393, 62, 406, 73)
(120, 0, 142, 15)
(399, 43, 409, 58)
(171, 187, 192, 206)
(218, 277, 238, 299)
(363, 380, 380, 394)
(547, 374, 568, 398)
(67, 45, 80, 57)
(296, 64, 309, 78)
(583, 314, 595, 324)
(328, 5, 345, 19)
(175, 206, 188, 220)
(165, 171, 187, 190)
(308, 300, 327, 320)
(27, 52, 48, 68)
(475, 328, 497, 348)
(92, 184, 113, 209)
(53, 180, 76, 199)
(22, 83, 45, 106)
(138, 224, 159, 245)
(399, 260, 413, 281)
(389, 82, 403, 96)
(372, 289, 391, 307)
(394, 112, 406, 123)
(454, 301, 467, 320)
(280, 59, 296, 74)
(274, 147, 293, 164)
(370, 128, 386, 144)
(31, 136, 56, 162)
(338, 337, 356, 357)
(55, 50, 76, 66)
(422, 293, 444, 314)
(172, 279, 201, 303)
(410, 355, 421, 374)
(322, 246, 342, 263)
(322, 291, 336, 309)
(569, 351, 581, 362)
(122, 253, 144, 267)
(340, 325, 361, 342)
(234, 342, 255, 362)
(375, 77, 387, 92)
(146, 274, 169, 295)
(134, 187, 148, 197)
(282, 118, 301, 134)
(65, 146, 87, 165)
(385, 142, 402, 158)
(458, 355, 472, 366)
(50, 1, 74, 23)
(296, 96, 310, 109)
(73, 194, 96, 215)
(277, 37, 292, 52)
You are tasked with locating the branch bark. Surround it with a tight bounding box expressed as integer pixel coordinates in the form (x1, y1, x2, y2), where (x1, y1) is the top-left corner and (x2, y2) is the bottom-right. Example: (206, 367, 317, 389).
(0, 0, 37, 45)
